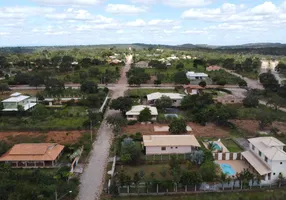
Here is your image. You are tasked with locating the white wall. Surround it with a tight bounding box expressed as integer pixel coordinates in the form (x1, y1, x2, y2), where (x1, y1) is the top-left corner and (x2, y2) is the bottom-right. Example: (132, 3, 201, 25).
(146, 146, 192, 155)
(126, 115, 157, 121)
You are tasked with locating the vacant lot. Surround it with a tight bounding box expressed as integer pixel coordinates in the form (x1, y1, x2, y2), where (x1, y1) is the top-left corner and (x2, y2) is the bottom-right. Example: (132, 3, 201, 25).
(230, 120, 286, 134)
(0, 130, 86, 145)
(122, 122, 230, 138)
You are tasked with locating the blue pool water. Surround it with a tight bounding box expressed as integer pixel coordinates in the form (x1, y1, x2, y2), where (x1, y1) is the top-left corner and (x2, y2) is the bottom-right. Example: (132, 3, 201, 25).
(209, 142, 221, 151)
(220, 164, 236, 176)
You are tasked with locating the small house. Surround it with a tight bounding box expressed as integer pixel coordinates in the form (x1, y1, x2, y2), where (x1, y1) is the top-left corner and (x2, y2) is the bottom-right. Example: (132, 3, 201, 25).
(186, 71, 208, 80)
(206, 65, 221, 71)
(143, 135, 201, 155)
(135, 61, 149, 68)
(126, 105, 158, 121)
(1, 92, 37, 111)
(147, 92, 185, 107)
(0, 143, 64, 168)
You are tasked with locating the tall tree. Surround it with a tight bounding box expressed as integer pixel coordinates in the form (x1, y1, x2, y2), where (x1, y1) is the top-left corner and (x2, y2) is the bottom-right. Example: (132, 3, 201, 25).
(138, 107, 152, 122)
(155, 95, 172, 110)
(110, 97, 133, 114)
(169, 119, 187, 134)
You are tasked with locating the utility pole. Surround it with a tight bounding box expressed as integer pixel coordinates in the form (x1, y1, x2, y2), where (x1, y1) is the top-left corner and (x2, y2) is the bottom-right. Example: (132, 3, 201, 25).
(90, 120, 93, 143)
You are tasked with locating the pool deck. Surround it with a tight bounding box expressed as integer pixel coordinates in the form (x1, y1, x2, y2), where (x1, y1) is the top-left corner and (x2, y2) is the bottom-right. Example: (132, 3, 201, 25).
(203, 141, 229, 152)
(154, 125, 192, 132)
(216, 160, 250, 175)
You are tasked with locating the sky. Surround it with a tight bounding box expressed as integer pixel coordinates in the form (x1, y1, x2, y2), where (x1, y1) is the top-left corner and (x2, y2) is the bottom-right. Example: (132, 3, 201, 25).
(0, 0, 286, 47)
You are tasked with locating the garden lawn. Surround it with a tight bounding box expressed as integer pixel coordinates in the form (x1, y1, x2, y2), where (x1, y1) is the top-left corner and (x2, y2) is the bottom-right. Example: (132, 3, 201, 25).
(115, 164, 189, 181)
(221, 138, 242, 152)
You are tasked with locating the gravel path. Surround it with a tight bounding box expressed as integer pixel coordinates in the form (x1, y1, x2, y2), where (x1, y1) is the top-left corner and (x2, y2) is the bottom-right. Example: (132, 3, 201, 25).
(77, 55, 132, 200)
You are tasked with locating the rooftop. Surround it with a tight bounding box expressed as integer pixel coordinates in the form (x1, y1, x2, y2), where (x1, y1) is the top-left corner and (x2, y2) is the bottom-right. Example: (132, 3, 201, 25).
(143, 135, 201, 147)
(126, 105, 158, 116)
(242, 151, 271, 175)
(248, 137, 286, 160)
(147, 92, 185, 101)
(186, 71, 208, 77)
(0, 143, 64, 161)
(2, 92, 30, 103)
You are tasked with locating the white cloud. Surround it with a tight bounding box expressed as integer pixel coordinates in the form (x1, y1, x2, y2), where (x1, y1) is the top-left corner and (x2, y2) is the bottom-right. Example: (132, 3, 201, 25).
(116, 30, 124, 34)
(32, 0, 105, 6)
(172, 25, 181, 29)
(251, 1, 277, 15)
(182, 29, 207, 34)
(126, 19, 146, 26)
(165, 0, 212, 8)
(130, 0, 159, 4)
(282, 1, 286, 10)
(105, 4, 147, 14)
(0, 6, 54, 19)
(0, 32, 10, 36)
(45, 31, 70, 35)
(148, 19, 174, 26)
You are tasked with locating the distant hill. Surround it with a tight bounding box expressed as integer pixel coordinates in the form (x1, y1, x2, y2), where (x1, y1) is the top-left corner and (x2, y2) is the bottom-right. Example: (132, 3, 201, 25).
(217, 43, 286, 49)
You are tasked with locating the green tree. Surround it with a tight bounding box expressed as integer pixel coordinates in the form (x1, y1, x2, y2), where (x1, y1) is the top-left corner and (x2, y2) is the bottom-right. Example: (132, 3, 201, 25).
(0, 141, 9, 156)
(85, 94, 100, 108)
(155, 95, 172, 110)
(154, 79, 161, 86)
(198, 80, 206, 88)
(80, 81, 98, 94)
(138, 107, 152, 122)
(45, 78, 65, 94)
(257, 112, 275, 130)
(259, 72, 279, 91)
(199, 161, 217, 182)
(238, 79, 247, 87)
(243, 95, 259, 108)
(17, 105, 24, 112)
(190, 150, 204, 165)
(120, 138, 141, 164)
(173, 71, 189, 84)
(219, 172, 227, 190)
(169, 119, 187, 134)
(110, 97, 133, 114)
(106, 114, 127, 135)
(32, 104, 49, 120)
(0, 83, 9, 94)
(176, 62, 184, 69)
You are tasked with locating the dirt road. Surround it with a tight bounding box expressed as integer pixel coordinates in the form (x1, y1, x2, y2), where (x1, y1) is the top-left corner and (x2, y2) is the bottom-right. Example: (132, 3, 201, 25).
(77, 55, 132, 200)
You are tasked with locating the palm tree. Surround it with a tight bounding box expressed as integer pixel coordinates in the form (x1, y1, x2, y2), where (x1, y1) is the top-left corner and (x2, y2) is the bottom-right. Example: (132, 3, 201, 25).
(208, 142, 216, 151)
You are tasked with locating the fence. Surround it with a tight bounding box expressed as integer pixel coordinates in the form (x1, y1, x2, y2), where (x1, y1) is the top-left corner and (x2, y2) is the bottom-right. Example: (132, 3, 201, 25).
(213, 152, 242, 161)
(144, 153, 192, 161)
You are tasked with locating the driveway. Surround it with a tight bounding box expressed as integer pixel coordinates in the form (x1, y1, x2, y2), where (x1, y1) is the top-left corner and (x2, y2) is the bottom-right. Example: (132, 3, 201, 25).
(77, 55, 132, 200)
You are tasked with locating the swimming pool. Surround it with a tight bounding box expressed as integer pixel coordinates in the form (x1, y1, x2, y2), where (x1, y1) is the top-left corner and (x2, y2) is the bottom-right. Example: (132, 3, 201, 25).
(220, 163, 236, 176)
(209, 142, 221, 151)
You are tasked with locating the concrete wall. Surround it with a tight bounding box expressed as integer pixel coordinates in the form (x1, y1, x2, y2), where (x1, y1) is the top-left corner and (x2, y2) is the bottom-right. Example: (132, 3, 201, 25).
(126, 115, 157, 121)
(146, 146, 192, 155)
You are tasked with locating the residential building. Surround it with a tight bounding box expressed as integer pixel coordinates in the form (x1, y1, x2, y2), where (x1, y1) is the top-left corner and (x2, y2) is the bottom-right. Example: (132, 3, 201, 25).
(242, 137, 286, 184)
(1, 92, 37, 111)
(214, 94, 243, 104)
(135, 61, 149, 68)
(147, 92, 185, 107)
(126, 105, 158, 121)
(0, 143, 64, 168)
(183, 85, 203, 95)
(206, 65, 221, 71)
(186, 71, 208, 80)
(143, 135, 201, 155)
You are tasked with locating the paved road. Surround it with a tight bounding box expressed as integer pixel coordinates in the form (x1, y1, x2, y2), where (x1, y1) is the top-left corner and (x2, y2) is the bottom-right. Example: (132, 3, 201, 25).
(223, 68, 264, 90)
(76, 55, 132, 200)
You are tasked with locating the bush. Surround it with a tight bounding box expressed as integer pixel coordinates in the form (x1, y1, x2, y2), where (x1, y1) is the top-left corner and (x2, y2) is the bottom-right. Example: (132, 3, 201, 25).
(127, 120, 137, 125)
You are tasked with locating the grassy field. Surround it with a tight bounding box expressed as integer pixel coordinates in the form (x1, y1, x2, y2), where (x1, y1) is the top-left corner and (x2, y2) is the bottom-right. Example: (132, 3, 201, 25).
(113, 189, 286, 200)
(221, 138, 242, 152)
(227, 104, 286, 122)
(115, 164, 190, 181)
(0, 106, 88, 130)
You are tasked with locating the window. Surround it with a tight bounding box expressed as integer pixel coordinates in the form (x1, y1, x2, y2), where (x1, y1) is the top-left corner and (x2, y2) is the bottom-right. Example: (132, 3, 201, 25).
(273, 173, 276, 175)
(265, 156, 268, 163)
(175, 147, 178, 149)
(281, 162, 283, 165)
(161, 147, 166, 151)
(259, 151, 262, 157)
(171, 147, 173, 149)
(252, 145, 255, 150)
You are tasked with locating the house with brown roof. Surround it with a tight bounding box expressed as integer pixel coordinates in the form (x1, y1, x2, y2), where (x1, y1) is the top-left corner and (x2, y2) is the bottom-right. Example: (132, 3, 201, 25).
(143, 135, 200, 155)
(206, 65, 221, 71)
(0, 143, 64, 168)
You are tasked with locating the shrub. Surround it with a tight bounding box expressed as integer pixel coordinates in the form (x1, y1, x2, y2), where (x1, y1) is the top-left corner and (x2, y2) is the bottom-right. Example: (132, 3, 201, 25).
(127, 120, 137, 125)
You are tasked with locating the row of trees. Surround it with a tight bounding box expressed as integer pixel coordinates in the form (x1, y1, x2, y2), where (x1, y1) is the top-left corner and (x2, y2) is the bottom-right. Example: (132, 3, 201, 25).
(222, 57, 261, 74)
(127, 68, 151, 86)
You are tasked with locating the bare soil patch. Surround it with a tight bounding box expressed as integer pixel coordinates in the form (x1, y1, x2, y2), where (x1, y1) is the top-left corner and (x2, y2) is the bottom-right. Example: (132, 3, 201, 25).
(122, 122, 229, 137)
(0, 130, 86, 145)
(230, 120, 260, 134)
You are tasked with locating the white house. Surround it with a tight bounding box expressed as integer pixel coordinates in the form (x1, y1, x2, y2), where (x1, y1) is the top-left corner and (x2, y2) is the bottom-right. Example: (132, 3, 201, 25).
(1, 92, 37, 111)
(143, 135, 201, 155)
(242, 137, 286, 184)
(147, 92, 185, 107)
(186, 71, 208, 80)
(126, 105, 158, 121)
